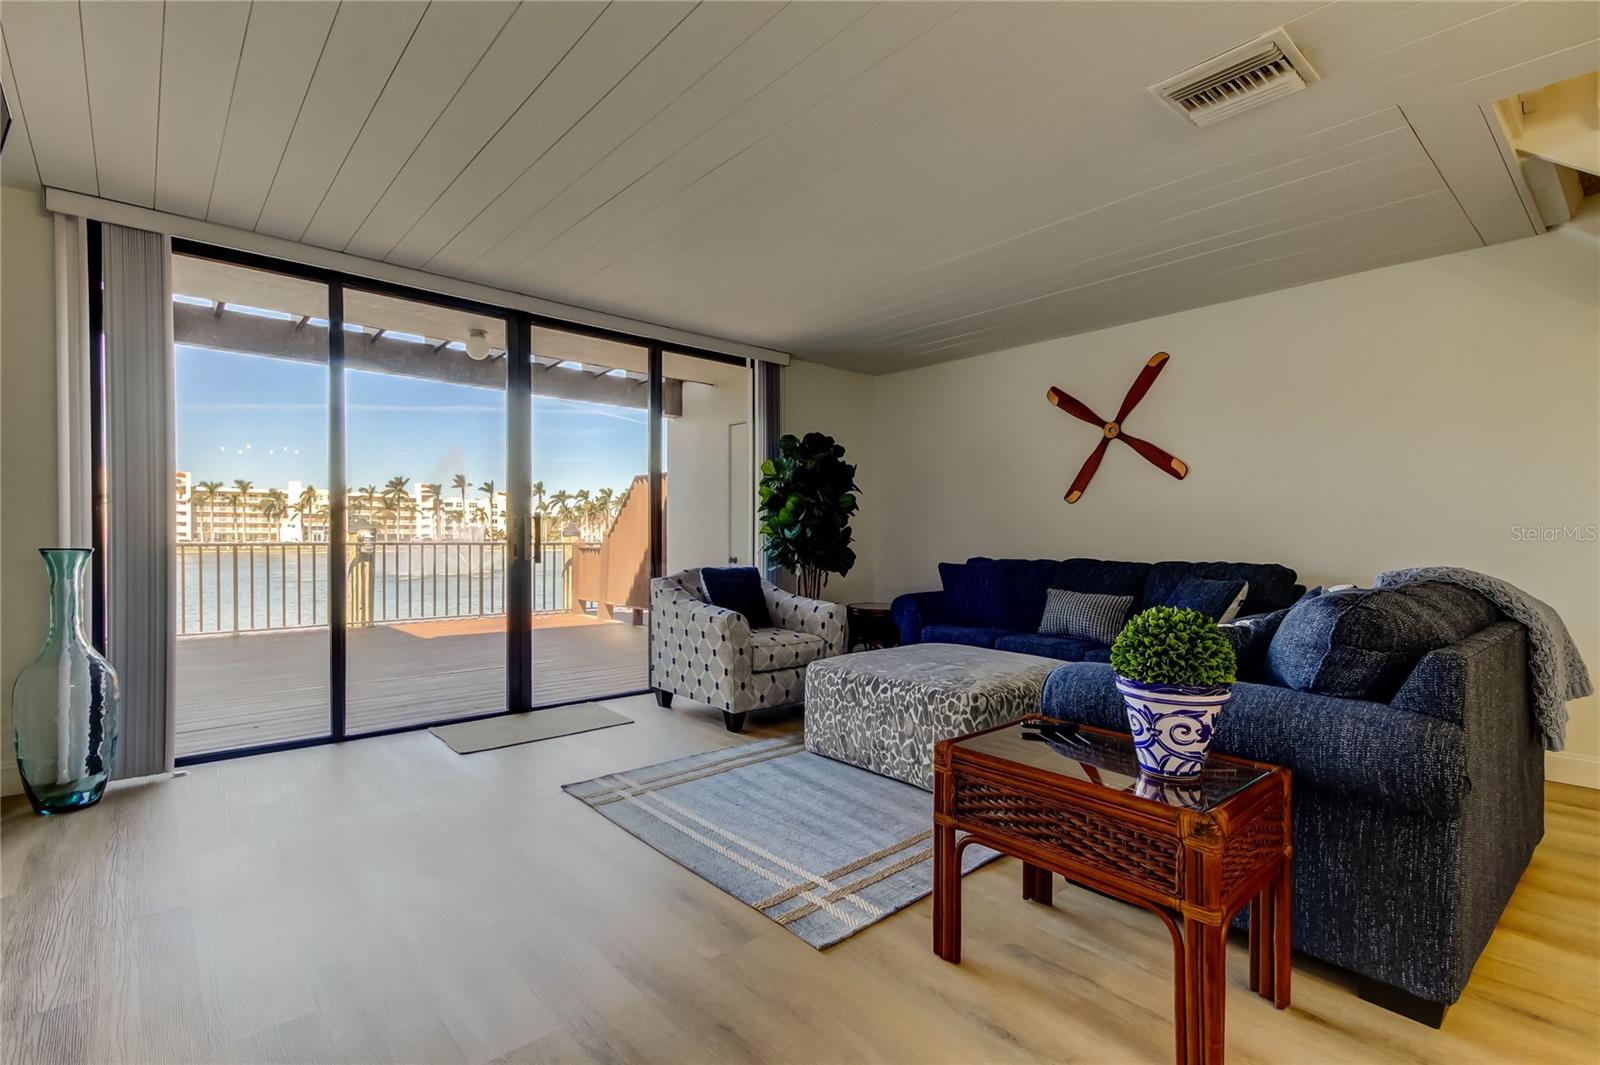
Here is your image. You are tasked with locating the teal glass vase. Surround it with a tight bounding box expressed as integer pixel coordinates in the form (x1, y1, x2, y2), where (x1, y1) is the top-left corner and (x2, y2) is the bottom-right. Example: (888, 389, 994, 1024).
(10, 549, 121, 814)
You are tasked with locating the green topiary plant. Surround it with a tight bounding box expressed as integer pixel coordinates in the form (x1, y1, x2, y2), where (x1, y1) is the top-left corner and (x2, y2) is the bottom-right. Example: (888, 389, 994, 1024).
(1110, 606, 1237, 687)
(758, 432, 860, 599)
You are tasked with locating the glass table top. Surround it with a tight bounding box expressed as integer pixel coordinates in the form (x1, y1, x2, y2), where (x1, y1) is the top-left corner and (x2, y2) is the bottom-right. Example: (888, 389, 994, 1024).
(953, 719, 1270, 813)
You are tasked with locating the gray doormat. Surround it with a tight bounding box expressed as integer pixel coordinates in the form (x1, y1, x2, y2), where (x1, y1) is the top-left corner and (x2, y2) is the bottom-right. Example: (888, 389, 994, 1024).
(563, 736, 998, 948)
(431, 703, 632, 753)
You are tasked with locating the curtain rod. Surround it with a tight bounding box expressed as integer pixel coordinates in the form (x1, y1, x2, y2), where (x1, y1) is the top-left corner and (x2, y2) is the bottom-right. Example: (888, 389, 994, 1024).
(44, 187, 790, 366)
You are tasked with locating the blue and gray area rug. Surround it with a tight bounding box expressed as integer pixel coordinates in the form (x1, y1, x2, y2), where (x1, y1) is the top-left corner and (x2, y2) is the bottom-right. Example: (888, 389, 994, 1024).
(563, 736, 998, 948)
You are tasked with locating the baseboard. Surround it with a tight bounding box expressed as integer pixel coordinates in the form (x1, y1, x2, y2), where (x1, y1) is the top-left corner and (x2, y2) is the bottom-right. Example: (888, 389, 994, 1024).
(1546, 751, 1600, 790)
(2, 760, 22, 798)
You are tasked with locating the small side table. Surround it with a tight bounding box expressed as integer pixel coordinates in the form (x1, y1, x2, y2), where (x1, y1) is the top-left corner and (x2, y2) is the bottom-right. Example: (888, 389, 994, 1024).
(934, 717, 1292, 1065)
(846, 602, 898, 651)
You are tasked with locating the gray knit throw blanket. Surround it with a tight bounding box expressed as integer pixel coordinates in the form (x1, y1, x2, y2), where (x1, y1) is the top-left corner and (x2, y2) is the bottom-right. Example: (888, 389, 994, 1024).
(1377, 566, 1592, 751)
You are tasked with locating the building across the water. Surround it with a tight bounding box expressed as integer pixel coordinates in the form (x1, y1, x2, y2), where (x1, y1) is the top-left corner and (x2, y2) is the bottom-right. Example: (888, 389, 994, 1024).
(176, 472, 508, 543)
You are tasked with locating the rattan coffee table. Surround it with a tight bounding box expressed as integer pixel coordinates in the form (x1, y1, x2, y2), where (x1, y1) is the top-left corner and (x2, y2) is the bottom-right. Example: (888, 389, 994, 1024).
(933, 716, 1292, 1065)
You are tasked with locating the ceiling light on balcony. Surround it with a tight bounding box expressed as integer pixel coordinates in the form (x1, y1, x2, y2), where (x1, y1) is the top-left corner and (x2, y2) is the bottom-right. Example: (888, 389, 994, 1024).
(465, 328, 490, 361)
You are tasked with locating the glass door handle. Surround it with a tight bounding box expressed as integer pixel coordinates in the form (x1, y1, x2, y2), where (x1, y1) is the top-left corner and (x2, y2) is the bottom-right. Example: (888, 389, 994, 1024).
(532, 513, 543, 565)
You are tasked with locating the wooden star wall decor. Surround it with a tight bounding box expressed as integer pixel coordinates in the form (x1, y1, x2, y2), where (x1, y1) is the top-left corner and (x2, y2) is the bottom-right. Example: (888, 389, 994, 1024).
(1046, 352, 1189, 504)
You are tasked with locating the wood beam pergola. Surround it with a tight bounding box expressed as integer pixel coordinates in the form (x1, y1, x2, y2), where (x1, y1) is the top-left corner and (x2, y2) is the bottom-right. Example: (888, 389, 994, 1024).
(173, 303, 683, 415)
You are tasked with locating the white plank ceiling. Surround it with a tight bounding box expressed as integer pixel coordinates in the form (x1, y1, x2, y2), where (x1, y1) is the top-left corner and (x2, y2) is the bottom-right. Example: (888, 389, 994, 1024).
(3, 1, 1597, 372)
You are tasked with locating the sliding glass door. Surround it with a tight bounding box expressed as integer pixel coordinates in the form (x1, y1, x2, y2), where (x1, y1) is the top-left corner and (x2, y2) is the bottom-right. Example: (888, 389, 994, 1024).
(342, 288, 512, 735)
(171, 255, 332, 757)
(164, 240, 756, 762)
(527, 325, 652, 706)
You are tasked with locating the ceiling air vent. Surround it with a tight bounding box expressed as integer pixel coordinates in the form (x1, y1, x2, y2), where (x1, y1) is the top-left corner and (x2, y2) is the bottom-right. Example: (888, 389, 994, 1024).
(1151, 28, 1318, 127)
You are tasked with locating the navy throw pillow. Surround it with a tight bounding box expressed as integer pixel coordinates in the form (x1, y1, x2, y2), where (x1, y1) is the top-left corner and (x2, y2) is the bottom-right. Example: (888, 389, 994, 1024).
(1163, 576, 1248, 622)
(1219, 607, 1291, 682)
(699, 567, 772, 628)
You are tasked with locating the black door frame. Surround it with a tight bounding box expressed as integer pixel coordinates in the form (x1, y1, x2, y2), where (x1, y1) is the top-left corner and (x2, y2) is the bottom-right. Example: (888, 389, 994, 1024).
(153, 237, 750, 766)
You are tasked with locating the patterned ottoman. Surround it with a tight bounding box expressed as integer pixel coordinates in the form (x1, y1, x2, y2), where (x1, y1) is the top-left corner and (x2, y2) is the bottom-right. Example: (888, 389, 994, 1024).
(804, 643, 1060, 790)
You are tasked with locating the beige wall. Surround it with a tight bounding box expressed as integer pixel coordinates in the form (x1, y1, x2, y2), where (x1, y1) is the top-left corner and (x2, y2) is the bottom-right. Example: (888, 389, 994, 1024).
(779, 359, 881, 606)
(1, 186, 59, 796)
(787, 210, 1600, 787)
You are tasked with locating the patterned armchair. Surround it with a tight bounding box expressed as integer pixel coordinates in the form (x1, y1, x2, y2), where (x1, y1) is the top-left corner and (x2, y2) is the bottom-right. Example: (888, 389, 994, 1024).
(650, 569, 847, 732)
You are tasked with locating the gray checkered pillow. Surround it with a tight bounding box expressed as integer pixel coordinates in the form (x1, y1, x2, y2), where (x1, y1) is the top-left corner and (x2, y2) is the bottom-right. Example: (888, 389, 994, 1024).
(1038, 588, 1134, 644)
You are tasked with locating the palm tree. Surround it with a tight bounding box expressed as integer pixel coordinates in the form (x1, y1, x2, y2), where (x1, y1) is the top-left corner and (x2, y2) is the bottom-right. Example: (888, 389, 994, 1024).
(549, 489, 572, 533)
(478, 479, 498, 534)
(185, 481, 204, 541)
(383, 476, 412, 538)
(356, 484, 377, 535)
(194, 480, 224, 540)
(595, 487, 615, 533)
(531, 480, 546, 519)
(295, 485, 321, 541)
(419, 482, 444, 540)
(231, 479, 254, 541)
(378, 496, 400, 538)
(573, 489, 592, 538)
(259, 489, 289, 539)
(449, 473, 470, 537)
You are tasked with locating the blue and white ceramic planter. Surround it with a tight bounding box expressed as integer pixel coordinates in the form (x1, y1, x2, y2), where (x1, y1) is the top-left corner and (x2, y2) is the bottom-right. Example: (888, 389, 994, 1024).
(1115, 676, 1232, 782)
(1132, 775, 1205, 810)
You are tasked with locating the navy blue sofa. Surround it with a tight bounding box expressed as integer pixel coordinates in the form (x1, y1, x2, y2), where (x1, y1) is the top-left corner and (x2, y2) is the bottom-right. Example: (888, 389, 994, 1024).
(1040, 582, 1543, 1025)
(890, 556, 1303, 659)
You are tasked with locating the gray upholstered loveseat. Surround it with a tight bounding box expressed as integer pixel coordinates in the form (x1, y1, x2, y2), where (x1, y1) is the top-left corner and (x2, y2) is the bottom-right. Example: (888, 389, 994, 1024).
(649, 569, 846, 732)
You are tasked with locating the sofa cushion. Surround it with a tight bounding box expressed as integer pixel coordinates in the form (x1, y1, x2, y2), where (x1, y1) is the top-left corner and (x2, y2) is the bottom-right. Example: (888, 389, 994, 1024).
(939, 562, 996, 626)
(1037, 588, 1134, 643)
(1082, 645, 1112, 663)
(1163, 576, 1249, 622)
(921, 625, 1016, 649)
(1144, 561, 1301, 616)
(748, 627, 828, 671)
(698, 566, 771, 628)
(974, 557, 1061, 630)
(1267, 582, 1499, 702)
(1041, 662, 1467, 817)
(994, 633, 1109, 661)
(1050, 558, 1152, 600)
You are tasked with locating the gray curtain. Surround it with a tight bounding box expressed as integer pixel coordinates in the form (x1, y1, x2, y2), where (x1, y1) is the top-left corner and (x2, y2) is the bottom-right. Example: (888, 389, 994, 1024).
(102, 224, 175, 779)
(755, 361, 781, 582)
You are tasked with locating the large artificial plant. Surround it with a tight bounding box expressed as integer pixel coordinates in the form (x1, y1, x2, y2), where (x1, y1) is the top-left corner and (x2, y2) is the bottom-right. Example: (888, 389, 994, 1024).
(758, 432, 860, 600)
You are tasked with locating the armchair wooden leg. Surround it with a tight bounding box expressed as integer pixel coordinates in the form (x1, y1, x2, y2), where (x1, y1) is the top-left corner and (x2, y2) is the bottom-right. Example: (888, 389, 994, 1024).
(654, 688, 674, 708)
(722, 711, 748, 733)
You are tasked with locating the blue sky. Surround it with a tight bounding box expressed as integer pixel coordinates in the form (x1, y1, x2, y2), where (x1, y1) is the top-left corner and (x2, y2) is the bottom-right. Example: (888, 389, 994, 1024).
(176, 345, 649, 495)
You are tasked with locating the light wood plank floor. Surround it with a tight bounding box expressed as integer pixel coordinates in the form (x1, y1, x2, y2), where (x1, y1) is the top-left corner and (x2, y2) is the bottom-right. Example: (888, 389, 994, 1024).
(4, 696, 1597, 1064)
(174, 619, 648, 756)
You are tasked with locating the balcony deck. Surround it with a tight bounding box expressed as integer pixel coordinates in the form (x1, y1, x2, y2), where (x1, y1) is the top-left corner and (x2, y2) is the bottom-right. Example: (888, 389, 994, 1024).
(174, 614, 648, 757)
